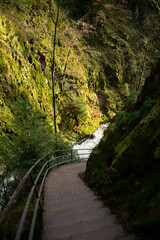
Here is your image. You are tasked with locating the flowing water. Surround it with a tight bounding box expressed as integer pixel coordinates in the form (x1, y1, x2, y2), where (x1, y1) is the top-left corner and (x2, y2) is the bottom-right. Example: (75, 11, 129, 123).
(73, 123, 109, 160)
(0, 123, 109, 212)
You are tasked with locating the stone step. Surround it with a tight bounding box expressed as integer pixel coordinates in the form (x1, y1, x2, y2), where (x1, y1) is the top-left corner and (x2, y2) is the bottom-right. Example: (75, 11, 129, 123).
(44, 197, 100, 212)
(118, 235, 137, 240)
(44, 202, 110, 219)
(44, 190, 96, 205)
(44, 216, 124, 239)
(44, 208, 116, 228)
(43, 162, 130, 240)
(45, 187, 92, 196)
(44, 224, 124, 240)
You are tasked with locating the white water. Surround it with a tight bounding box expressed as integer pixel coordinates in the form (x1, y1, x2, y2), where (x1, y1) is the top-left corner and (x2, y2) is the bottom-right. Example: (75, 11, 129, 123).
(0, 124, 109, 212)
(0, 175, 15, 213)
(73, 123, 109, 160)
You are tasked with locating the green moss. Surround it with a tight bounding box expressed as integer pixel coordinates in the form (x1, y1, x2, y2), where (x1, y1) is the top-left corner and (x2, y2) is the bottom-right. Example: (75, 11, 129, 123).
(0, 50, 8, 75)
(0, 0, 159, 144)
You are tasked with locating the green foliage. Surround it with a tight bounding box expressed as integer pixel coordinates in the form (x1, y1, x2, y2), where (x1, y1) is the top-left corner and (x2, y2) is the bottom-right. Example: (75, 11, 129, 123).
(111, 111, 125, 123)
(128, 0, 153, 20)
(59, 96, 88, 130)
(150, 0, 160, 11)
(140, 97, 153, 115)
(127, 92, 139, 101)
(60, 0, 92, 20)
(0, 0, 159, 139)
(2, 0, 38, 12)
(0, 95, 71, 212)
(0, 50, 8, 75)
(124, 83, 130, 96)
(0, 95, 71, 173)
(0, 0, 160, 238)
(128, 110, 140, 126)
(0, 97, 51, 171)
(85, 60, 160, 239)
(124, 92, 139, 110)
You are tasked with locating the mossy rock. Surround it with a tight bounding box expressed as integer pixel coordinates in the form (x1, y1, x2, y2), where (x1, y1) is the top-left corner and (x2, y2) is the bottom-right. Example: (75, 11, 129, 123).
(0, 51, 8, 75)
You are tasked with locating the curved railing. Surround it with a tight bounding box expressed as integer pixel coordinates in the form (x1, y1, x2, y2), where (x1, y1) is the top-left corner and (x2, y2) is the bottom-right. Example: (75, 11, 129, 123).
(0, 148, 92, 240)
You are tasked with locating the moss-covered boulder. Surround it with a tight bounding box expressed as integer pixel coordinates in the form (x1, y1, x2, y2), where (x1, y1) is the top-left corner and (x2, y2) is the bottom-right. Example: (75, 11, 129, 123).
(85, 60, 160, 239)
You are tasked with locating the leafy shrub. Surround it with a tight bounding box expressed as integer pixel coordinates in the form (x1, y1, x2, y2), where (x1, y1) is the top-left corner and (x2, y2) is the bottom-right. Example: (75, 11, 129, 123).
(59, 96, 88, 130)
(128, 110, 140, 126)
(0, 95, 71, 209)
(140, 97, 153, 116)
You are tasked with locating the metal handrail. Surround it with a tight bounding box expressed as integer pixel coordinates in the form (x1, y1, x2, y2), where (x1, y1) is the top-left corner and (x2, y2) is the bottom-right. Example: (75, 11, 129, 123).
(0, 151, 53, 226)
(0, 148, 92, 240)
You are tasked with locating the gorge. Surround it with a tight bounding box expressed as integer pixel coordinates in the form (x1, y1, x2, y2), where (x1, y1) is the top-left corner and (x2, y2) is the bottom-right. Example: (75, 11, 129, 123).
(0, 0, 160, 239)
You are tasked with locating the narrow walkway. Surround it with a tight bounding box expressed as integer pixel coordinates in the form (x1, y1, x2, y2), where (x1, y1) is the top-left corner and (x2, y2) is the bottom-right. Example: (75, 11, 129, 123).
(43, 162, 135, 240)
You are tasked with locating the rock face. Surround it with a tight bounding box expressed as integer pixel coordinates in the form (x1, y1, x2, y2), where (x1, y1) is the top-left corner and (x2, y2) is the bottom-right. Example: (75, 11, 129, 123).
(0, 0, 160, 139)
(85, 60, 160, 239)
(136, 60, 160, 106)
(43, 162, 136, 240)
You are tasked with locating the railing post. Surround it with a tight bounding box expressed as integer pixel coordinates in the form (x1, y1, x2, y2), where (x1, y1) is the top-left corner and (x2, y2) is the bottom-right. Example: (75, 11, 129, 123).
(1, 148, 92, 238)
(47, 155, 50, 169)
(29, 173, 43, 211)
(71, 149, 73, 162)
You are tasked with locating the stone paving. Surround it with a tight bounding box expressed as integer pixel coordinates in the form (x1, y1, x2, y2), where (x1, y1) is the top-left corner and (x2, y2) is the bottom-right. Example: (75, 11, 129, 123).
(43, 162, 136, 240)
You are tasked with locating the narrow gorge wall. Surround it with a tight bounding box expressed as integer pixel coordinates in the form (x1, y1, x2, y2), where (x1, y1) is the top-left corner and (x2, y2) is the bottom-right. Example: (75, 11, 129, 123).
(85, 60, 160, 239)
(1, 0, 159, 139)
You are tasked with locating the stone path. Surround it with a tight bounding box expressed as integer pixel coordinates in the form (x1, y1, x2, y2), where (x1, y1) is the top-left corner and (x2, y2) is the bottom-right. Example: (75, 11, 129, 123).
(43, 162, 135, 240)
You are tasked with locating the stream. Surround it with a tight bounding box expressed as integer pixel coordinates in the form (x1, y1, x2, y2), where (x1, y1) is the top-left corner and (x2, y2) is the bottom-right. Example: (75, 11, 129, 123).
(0, 123, 109, 212)
(73, 123, 109, 160)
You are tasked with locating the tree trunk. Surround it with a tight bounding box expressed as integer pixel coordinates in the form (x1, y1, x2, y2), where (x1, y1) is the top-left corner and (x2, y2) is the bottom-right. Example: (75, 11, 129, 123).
(50, 0, 60, 134)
